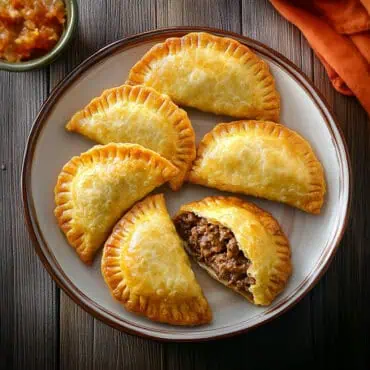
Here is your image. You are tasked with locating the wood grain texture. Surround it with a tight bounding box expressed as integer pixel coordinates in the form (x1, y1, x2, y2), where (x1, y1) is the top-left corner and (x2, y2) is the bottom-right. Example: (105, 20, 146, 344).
(50, 3, 99, 367)
(88, 2, 166, 367)
(309, 57, 370, 368)
(156, 1, 249, 369)
(59, 298, 94, 370)
(238, 2, 316, 367)
(48, 1, 164, 370)
(0, 70, 58, 369)
(157, 0, 241, 32)
(92, 321, 164, 370)
(1, 0, 369, 369)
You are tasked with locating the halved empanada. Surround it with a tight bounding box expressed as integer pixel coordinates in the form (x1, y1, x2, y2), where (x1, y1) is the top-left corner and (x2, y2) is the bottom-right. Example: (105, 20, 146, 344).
(54, 143, 179, 265)
(127, 32, 280, 121)
(66, 85, 195, 191)
(174, 196, 292, 306)
(188, 120, 326, 214)
(101, 194, 212, 326)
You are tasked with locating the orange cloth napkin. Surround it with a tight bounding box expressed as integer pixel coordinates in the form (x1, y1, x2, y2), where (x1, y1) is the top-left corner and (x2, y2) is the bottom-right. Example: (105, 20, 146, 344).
(270, 0, 370, 115)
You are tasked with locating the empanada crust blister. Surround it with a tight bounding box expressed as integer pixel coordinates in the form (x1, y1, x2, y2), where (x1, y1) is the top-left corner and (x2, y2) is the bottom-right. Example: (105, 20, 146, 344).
(189, 120, 326, 214)
(177, 196, 292, 306)
(127, 32, 280, 121)
(66, 85, 196, 190)
(101, 194, 212, 326)
(54, 143, 179, 265)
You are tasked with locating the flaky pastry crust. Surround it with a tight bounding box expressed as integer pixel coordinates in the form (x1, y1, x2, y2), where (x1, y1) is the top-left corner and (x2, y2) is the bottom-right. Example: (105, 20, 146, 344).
(66, 85, 195, 190)
(176, 196, 292, 305)
(54, 143, 178, 264)
(127, 32, 280, 121)
(188, 120, 326, 214)
(101, 194, 212, 325)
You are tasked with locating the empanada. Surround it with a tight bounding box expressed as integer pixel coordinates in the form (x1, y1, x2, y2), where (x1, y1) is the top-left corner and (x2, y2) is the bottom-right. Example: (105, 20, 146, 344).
(101, 194, 212, 326)
(127, 32, 280, 121)
(188, 120, 326, 214)
(54, 143, 179, 265)
(66, 85, 195, 191)
(174, 196, 292, 306)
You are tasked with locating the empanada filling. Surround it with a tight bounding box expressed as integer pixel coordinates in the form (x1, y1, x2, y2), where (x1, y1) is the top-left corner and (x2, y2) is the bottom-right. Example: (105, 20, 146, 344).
(175, 212, 255, 298)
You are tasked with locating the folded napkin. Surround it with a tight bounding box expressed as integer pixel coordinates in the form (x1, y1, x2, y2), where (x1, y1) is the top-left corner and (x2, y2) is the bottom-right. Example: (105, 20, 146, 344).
(270, 0, 370, 115)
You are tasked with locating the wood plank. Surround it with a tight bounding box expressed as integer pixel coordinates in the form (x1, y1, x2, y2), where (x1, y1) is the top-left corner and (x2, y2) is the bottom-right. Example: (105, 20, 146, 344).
(59, 297, 94, 370)
(156, 1, 245, 368)
(92, 322, 164, 370)
(49, 2, 102, 368)
(237, 0, 316, 366)
(48, 1, 164, 369)
(310, 56, 370, 367)
(0, 69, 58, 369)
(157, 0, 241, 32)
(91, 0, 165, 366)
(243, 1, 370, 367)
(1, 0, 369, 368)
(242, 0, 312, 77)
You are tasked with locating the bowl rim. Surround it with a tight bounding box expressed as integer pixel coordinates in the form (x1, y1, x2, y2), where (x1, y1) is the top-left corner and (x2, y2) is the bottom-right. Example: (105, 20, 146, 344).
(0, 0, 78, 72)
(21, 26, 352, 342)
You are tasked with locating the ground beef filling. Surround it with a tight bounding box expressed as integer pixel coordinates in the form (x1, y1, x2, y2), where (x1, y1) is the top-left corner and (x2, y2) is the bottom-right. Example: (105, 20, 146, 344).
(175, 212, 256, 295)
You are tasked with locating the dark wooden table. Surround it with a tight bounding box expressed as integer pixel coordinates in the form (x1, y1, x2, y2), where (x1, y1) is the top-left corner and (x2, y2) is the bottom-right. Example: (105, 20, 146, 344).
(1, 1, 369, 369)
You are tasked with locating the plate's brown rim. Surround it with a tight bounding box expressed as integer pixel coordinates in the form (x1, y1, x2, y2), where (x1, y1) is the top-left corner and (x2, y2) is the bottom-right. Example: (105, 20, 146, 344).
(21, 26, 352, 342)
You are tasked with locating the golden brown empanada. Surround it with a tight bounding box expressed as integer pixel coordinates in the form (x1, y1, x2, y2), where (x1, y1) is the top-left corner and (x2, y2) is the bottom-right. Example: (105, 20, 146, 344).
(66, 85, 195, 191)
(174, 196, 292, 306)
(188, 120, 326, 214)
(101, 194, 212, 326)
(54, 143, 179, 265)
(127, 32, 280, 121)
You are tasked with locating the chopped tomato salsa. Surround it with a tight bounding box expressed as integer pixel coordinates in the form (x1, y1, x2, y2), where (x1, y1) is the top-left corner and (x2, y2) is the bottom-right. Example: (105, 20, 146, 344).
(0, 0, 66, 62)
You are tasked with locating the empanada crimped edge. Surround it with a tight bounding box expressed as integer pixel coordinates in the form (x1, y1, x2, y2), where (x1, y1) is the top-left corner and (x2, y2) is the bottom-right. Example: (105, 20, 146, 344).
(66, 85, 196, 191)
(54, 143, 179, 265)
(188, 120, 326, 214)
(175, 196, 292, 306)
(126, 32, 280, 122)
(101, 193, 212, 326)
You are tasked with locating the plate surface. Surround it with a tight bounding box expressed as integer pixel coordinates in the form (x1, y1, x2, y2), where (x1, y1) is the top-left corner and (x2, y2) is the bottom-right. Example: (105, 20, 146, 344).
(22, 27, 351, 341)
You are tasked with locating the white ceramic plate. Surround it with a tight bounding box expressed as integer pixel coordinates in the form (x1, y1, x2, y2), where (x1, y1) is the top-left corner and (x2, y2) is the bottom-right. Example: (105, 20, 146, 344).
(22, 27, 351, 341)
